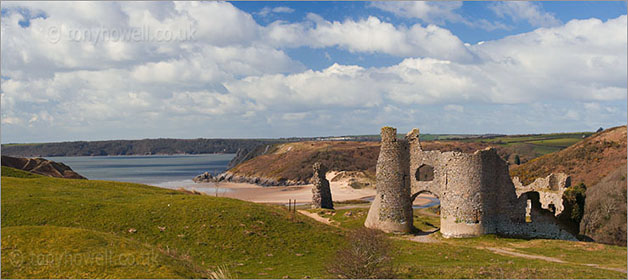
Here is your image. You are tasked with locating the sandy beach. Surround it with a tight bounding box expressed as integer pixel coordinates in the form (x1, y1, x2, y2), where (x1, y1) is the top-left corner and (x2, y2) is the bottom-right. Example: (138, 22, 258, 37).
(180, 171, 437, 206)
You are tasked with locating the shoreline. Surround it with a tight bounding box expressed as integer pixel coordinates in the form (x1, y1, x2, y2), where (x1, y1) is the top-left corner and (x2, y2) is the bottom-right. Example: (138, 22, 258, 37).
(174, 174, 437, 206)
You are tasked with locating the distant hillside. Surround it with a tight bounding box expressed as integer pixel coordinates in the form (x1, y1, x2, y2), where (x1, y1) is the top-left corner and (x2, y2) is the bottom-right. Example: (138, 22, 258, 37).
(510, 126, 627, 186)
(1, 138, 283, 157)
(225, 140, 510, 185)
(1, 155, 86, 179)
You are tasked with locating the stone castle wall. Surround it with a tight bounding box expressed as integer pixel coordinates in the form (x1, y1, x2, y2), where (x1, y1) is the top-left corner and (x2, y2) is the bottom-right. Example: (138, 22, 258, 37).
(365, 126, 576, 240)
(364, 127, 413, 233)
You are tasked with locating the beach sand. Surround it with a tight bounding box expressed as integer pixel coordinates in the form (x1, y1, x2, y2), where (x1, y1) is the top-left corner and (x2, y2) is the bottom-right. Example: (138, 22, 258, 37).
(184, 171, 436, 206)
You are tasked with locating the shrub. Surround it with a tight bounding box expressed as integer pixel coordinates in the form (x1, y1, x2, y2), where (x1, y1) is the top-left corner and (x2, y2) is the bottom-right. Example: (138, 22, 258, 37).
(327, 228, 396, 279)
(561, 183, 587, 227)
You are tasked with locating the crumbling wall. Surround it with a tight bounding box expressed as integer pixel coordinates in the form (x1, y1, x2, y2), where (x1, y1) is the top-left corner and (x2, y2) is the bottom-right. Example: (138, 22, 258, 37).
(513, 173, 571, 216)
(311, 162, 333, 209)
(366, 126, 577, 241)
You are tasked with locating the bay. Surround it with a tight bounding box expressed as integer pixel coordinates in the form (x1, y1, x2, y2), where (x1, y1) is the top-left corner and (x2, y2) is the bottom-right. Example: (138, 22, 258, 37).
(45, 154, 235, 189)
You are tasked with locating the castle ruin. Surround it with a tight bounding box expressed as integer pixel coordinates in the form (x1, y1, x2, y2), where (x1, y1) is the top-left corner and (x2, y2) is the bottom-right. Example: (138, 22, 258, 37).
(365, 127, 576, 240)
(311, 162, 333, 209)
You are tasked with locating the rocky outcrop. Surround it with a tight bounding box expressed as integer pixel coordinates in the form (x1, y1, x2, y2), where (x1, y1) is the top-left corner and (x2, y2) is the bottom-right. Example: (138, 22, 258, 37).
(1, 155, 86, 179)
(212, 171, 307, 187)
(311, 162, 333, 209)
(193, 172, 214, 183)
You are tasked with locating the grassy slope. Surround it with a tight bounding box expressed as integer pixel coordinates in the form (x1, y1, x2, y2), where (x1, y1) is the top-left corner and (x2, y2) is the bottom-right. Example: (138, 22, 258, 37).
(3, 174, 625, 278)
(305, 206, 626, 278)
(1, 166, 44, 178)
(2, 225, 202, 278)
(510, 126, 627, 186)
(1, 176, 344, 279)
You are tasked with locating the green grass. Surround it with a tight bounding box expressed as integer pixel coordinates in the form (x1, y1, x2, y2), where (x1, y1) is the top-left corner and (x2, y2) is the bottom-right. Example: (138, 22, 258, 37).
(3, 175, 626, 279)
(456, 132, 592, 158)
(1, 225, 202, 278)
(393, 237, 625, 279)
(1, 166, 44, 178)
(306, 207, 625, 279)
(412, 207, 440, 232)
(1, 176, 344, 279)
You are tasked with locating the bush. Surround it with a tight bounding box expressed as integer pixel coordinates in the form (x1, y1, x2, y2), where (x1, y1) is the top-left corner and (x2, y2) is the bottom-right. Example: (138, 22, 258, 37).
(327, 228, 396, 279)
(561, 183, 587, 228)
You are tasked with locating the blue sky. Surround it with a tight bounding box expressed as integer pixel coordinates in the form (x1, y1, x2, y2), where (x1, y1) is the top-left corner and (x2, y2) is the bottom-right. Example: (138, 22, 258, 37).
(1, 1, 627, 143)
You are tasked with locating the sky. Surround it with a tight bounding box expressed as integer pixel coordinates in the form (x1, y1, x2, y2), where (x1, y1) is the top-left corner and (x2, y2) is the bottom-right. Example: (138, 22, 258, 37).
(1, 1, 627, 143)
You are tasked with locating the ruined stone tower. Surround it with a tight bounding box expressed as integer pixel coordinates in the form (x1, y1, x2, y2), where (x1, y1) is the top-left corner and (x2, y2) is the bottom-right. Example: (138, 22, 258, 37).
(311, 162, 333, 209)
(364, 127, 413, 233)
(365, 126, 576, 240)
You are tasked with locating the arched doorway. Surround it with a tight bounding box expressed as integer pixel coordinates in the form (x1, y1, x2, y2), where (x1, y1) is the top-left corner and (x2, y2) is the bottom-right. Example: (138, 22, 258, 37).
(411, 190, 440, 233)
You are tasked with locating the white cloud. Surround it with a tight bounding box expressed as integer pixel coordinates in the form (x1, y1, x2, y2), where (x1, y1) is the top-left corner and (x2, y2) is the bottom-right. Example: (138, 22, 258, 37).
(272, 6, 294, 14)
(258, 6, 295, 17)
(265, 14, 474, 62)
(1, 2, 626, 142)
(490, 2, 561, 27)
(371, 1, 510, 31)
(370, 1, 465, 25)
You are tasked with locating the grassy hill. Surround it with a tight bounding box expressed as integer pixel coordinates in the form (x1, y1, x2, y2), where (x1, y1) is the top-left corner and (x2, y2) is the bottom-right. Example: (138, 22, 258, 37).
(510, 126, 626, 186)
(2, 169, 626, 278)
(1, 169, 345, 278)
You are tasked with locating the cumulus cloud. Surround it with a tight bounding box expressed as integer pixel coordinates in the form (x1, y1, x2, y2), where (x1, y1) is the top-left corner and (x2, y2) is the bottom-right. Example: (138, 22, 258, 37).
(1, 2, 626, 142)
(265, 14, 474, 62)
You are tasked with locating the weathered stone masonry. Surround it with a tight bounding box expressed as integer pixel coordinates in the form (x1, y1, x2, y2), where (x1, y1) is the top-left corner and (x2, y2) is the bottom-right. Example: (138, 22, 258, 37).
(311, 162, 333, 209)
(365, 126, 576, 240)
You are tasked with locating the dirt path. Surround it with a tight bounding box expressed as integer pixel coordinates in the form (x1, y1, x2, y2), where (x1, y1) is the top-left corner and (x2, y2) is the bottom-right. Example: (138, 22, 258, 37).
(481, 247, 565, 263)
(480, 246, 627, 273)
(297, 210, 338, 227)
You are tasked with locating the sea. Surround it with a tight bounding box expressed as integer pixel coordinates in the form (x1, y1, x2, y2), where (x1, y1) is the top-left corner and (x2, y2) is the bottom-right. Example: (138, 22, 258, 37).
(45, 154, 235, 190)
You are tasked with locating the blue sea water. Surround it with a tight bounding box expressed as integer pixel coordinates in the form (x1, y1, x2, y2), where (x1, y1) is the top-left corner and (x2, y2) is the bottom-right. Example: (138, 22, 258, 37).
(45, 154, 235, 188)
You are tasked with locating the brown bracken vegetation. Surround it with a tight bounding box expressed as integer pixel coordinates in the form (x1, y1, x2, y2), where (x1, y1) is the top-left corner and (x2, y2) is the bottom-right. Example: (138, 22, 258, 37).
(229, 140, 509, 183)
(510, 126, 627, 186)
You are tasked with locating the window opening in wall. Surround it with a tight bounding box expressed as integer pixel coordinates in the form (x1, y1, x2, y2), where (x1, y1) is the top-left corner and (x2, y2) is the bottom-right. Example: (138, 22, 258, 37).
(415, 164, 434, 181)
(526, 199, 532, 223)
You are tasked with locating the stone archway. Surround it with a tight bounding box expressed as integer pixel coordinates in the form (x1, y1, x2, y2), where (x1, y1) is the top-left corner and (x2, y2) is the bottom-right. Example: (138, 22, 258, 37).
(411, 190, 440, 233)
